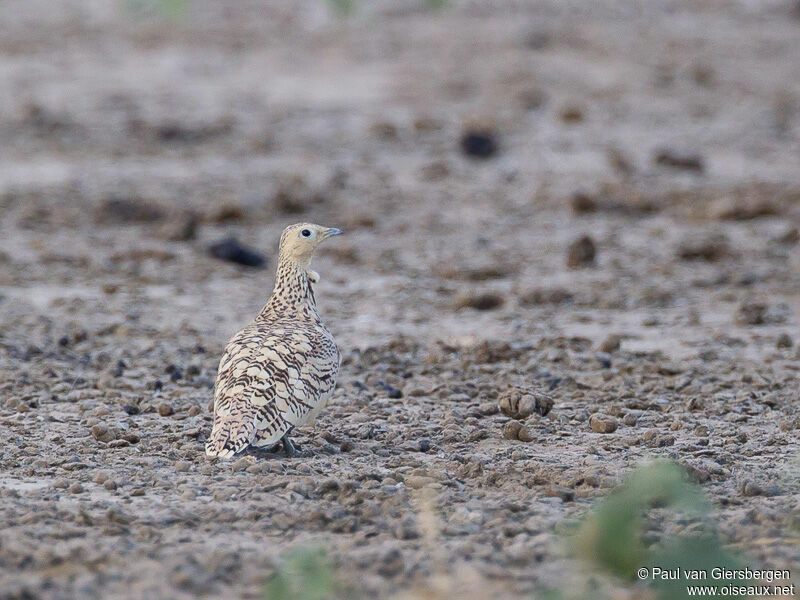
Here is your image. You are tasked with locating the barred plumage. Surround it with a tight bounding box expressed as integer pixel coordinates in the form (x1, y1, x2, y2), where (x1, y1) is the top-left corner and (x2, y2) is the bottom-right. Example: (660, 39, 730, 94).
(205, 223, 343, 458)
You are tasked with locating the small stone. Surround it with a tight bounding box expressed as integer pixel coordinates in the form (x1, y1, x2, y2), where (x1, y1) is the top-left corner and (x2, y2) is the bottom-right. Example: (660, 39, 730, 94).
(460, 128, 499, 159)
(622, 413, 638, 427)
(130, 487, 146, 497)
(69, 483, 84, 494)
(684, 463, 711, 484)
(598, 335, 621, 353)
(91, 424, 116, 443)
(559, 104, 584, 123)
(453, 291, 504, 311)
(566, 235, 596, 269)
(232, 457, 251, 472)
(187, 405, 202, 417)
(175, 461, 190, 472)
(503, 421, 523, 440)
(777, 333, 793, 348)
(546, 485, 575, 502)
(653, 148, 704, 172)
(589, 414, 618, 434)
(741, 481, 767, 497)
(122, 404, 140, 415)
(517, 426, 534, 442)
(677, 233, 729, 262)
(158, 404, 174, 417)
(208, 237, 266, 268)
(376, 381, 403, 399)
(104, 480, 118, 491)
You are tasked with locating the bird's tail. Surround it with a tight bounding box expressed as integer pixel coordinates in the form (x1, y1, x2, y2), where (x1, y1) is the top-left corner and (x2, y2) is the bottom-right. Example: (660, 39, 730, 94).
(205, 413, 257, 459)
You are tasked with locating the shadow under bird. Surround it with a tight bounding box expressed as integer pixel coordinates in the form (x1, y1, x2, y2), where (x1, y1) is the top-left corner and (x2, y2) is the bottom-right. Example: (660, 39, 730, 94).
(205, 223, 343, 458)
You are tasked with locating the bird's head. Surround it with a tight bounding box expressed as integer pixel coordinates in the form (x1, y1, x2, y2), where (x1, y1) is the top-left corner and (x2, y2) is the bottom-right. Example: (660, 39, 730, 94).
(278, 223, 343, 270)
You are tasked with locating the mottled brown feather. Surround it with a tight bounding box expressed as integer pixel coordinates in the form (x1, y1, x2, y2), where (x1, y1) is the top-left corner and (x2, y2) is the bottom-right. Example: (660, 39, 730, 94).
(206, 224, 342, 458)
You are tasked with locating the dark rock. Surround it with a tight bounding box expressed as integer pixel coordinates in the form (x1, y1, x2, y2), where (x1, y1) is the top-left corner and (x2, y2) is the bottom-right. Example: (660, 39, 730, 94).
(559, 105, 584, 123)
(676, 233, 728, 262)
(654, 148, 705, 172)
(570, 191, 598, 214)
(735, 301, 789, 326)
(208, 237, 266, 268)
(777, 333, 793, 348)
(520, 287, 574, 306)
(122, 404, 140, 415)
(377, 381, 402, 399)
(566, 235, 596, 268)
(460, 128, 499, 159)
(454, 291, 505, 311)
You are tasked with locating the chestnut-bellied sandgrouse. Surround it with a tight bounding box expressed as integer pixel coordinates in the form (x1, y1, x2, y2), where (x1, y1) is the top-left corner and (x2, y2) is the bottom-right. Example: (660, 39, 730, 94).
(205, 223, 343, 458)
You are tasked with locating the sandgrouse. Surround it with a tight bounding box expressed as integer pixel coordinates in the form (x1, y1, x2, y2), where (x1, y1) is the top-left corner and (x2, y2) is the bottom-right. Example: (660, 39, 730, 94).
(206, 223, 343, 458)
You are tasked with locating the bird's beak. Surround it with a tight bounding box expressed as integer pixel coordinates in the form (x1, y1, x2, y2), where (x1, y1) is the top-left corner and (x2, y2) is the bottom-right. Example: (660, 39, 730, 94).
(322, 227, 344, 239)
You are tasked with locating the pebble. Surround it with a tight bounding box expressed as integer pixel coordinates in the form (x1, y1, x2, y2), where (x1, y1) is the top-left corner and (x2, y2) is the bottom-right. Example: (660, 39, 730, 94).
(598, 335, 621, 353)
(776, 333, 793, 348)
(453, 291, 505, 311)
(622, 413, 638, 426)
(546, 485, 575, 502)
(158, 403, 174, 417)
(589, 414, 618, 433)
(503, 421, 523, 440)
(232, 457, 251, 472)
(69, 483, 84, 494)
(566, 235, 596, 268)
(91, 424, 116, 443)
(740, 481, 779, 497)
(460, 128, 499, 159)
(677, 233, 728, 262)
(653, 148, 704, 172)
(104, 480, 118, 491)
(208, 237, 266, 268)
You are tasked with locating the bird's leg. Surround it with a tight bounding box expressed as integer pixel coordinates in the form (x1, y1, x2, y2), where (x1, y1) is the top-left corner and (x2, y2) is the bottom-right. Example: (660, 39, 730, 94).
(281, 428, 300, 457)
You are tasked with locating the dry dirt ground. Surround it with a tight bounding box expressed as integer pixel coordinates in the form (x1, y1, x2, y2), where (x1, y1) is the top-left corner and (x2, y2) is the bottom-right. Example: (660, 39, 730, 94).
(1, 1, 799, 599)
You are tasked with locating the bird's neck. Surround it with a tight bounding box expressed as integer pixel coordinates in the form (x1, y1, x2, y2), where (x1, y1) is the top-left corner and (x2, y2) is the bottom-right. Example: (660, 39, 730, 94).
(258, 257, 318, 320)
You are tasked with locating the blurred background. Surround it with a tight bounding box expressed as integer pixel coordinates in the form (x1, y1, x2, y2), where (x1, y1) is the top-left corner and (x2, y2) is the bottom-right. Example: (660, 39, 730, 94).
(0, 1, 798, 599)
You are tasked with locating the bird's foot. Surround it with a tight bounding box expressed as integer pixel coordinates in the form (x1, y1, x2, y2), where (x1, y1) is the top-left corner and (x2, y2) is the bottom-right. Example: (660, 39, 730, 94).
(282, 435, 301, 457)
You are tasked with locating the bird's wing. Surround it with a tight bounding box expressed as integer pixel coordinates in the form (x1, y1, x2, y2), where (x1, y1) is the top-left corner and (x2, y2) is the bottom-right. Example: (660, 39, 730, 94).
(206, 326, 285, 457)
(208, 322, 341, 455)
(249, 325, 340, 447)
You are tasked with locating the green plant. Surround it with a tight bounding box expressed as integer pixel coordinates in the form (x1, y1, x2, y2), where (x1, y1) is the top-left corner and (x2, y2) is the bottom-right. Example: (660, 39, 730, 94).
(572, 461, 747, 600)
(264, 547, 338, 600)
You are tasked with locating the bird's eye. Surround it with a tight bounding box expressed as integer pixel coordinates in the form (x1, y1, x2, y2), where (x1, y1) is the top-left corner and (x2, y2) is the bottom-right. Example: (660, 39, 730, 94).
(301, 229, 312, 238)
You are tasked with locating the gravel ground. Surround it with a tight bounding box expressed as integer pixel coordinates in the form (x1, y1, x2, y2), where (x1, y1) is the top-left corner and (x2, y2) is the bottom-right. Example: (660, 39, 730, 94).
(0, 2, 798, 598)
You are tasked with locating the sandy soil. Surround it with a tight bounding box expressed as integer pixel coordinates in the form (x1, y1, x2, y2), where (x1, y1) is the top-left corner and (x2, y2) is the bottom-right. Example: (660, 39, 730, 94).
(0, 1, 799, 598)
